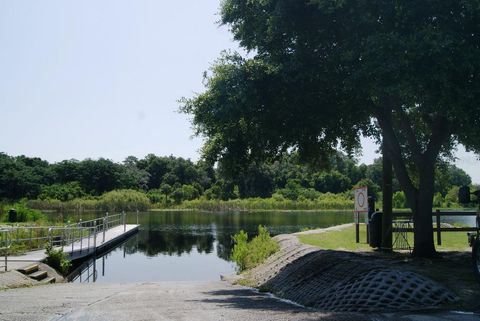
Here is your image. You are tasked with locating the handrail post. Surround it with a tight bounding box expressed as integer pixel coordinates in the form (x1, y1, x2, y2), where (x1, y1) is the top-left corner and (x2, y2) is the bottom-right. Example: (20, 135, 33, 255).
(123, 211, 126, 232)
(48, 227, 52, 246)
(103, 217, 106, 243)
(436, 209, 441, 246)
(93, 226, 97, 253)
(136, 209, 139, 225)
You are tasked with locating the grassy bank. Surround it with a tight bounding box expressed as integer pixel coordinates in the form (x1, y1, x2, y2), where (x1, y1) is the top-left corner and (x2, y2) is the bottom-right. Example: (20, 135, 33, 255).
(297, 223, 472, 252)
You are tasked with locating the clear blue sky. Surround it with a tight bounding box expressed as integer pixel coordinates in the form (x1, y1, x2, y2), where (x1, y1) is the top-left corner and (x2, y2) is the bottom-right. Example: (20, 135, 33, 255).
(0, 1, 478, 183)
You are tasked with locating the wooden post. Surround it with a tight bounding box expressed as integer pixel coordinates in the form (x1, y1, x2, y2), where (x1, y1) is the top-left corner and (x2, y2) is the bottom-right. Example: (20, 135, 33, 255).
(356, 223, 360, 243)
(381, 140, 393, 251)
(355, 212, 360, 243)
(436, 209, 441, 245)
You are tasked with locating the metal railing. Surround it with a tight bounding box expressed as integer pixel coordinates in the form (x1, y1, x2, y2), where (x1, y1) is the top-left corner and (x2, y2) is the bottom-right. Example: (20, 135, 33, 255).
(0, 211, 135, 271)
(0, 228, 11, 272)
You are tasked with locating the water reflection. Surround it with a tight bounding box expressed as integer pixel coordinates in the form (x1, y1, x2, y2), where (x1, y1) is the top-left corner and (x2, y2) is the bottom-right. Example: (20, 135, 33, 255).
(64, 210, 354, 283)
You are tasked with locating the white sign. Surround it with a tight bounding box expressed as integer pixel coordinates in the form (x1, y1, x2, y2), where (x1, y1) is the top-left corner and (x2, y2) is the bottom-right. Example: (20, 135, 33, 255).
(354, 186, 368, 213)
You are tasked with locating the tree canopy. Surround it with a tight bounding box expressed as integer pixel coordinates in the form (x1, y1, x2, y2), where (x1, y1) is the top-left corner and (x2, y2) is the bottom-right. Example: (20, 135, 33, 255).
(181, 0, 480, 256)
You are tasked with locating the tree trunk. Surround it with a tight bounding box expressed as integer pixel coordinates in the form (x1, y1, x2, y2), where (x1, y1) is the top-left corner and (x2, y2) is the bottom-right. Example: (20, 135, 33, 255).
(375, 108, 448, 258)
(412, 189, 436, 257)
(411, 162, 437, 257)
(381, 145, 393, 251)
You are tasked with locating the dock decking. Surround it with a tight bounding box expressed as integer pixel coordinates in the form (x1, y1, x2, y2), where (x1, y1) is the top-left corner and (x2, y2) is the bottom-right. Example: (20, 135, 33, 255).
(6, 224, 139, 270)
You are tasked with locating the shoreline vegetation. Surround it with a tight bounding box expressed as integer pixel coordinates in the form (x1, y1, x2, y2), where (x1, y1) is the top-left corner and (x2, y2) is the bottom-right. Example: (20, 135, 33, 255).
(1, 152, 476, 218)
(1, 188, 475, 223)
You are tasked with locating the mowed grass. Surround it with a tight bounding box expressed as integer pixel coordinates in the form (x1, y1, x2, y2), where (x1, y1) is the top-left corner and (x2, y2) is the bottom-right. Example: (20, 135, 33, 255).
(297, 223, 472, 252)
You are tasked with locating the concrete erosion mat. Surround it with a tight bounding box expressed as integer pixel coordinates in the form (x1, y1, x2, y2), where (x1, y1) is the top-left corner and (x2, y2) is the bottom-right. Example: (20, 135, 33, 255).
(239, 233, 459, 313)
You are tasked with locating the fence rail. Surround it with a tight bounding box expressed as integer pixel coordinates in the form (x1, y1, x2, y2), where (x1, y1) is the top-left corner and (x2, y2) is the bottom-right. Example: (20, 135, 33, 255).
(0, 211, 139, 271)
(391, 209, 479, 246)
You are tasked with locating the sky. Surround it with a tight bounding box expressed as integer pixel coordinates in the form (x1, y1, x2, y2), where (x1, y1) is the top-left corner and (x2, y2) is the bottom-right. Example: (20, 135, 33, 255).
(0, 1, 478, 183)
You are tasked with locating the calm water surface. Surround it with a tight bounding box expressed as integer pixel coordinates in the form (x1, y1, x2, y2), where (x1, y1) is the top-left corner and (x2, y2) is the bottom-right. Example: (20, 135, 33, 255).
(47, 210, 353, 283)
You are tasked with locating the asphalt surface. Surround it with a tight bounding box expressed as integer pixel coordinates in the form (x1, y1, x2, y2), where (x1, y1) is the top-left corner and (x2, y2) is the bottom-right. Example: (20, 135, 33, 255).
(0, 281, 479, 321)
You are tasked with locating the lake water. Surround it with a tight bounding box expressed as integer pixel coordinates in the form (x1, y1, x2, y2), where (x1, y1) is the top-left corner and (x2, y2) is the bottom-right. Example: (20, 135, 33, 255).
(51, 210, 353, 283)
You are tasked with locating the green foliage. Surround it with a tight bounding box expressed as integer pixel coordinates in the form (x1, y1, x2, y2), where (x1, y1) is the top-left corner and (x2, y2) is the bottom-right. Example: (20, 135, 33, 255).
(393, 191, 407, 209)
(444, 186, 460, 207)
(1, 202, 44, 223)
(183, 0, 480, 256)
(231, 225, 279, 272)
(231, 230, 248, 271)
(312, 170, 351, 193)
(353, 179, 380, 199)
(433, 192, 444, 208)
(98, 189, 150, 212)
(181, 192, 353, 211)
(39, 181, 86, 202)
(45, 243, 71, 275)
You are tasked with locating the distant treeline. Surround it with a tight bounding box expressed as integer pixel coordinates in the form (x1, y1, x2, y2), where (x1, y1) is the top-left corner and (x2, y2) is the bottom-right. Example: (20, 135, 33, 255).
(0, 152, 474, 211)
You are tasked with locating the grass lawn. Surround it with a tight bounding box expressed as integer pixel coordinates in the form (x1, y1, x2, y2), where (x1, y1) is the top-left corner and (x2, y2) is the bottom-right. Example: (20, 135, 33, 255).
(297, 224, 480, 311)
(297, 223, 472, 252)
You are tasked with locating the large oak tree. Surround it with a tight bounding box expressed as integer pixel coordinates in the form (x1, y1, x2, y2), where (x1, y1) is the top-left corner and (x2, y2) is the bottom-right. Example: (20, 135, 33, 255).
(181, 0, 480, 257)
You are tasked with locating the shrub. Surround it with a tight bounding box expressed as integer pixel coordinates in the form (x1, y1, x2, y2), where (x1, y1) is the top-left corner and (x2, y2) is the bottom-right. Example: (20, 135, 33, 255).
(98, 189, 150, 212)
(1, 202, 44, 223)
(393, 191, 407, 209)
(231, 225, 279, 272)
(45, 243, 71, 275)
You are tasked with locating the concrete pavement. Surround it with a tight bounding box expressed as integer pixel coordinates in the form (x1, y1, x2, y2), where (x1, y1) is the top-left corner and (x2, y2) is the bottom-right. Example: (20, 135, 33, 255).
(0, 281, 478, 321)
(0, 281, 374, 321)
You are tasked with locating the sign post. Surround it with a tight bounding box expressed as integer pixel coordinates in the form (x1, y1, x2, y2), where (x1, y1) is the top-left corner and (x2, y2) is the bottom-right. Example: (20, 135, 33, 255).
(354, 186, 369, 243)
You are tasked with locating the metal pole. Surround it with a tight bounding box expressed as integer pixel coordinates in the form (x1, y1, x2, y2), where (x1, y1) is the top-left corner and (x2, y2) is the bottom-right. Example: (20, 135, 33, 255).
(355, 212, 360, 243)
(94, 226, 97, 252)
(123, 211, 126, 232)
(103, 217, 106, 243)
(136, 210, 139, 225)
(436, 209, 441, 245)
(93, 258, 97, 282)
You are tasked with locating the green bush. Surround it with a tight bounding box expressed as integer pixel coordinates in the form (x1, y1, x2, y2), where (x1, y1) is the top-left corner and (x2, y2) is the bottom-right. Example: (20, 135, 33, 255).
(45, 243, 71, 275)
(1, 202, 45, 223)
(98, 189, 150, 212)
(393, 191, 407, 209)
(231, 225, 279, 272)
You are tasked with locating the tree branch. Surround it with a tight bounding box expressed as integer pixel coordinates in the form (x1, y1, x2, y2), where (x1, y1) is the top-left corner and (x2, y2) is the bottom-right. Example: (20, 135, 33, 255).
(374, 107, 418, 203)
(393, 105, 422, 165)
(423, 116, 451, 165)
